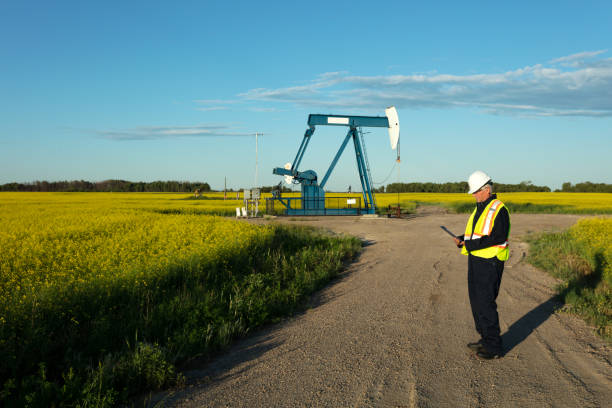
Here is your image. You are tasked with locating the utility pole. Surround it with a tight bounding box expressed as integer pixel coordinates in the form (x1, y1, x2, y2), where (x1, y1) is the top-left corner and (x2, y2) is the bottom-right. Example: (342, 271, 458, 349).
(224, 176, 227, 200)
(254, 132, 262, 187)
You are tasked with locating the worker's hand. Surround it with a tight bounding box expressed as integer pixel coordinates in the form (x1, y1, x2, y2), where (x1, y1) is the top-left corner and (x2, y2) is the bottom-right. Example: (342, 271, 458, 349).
(453, 237, 464, 248)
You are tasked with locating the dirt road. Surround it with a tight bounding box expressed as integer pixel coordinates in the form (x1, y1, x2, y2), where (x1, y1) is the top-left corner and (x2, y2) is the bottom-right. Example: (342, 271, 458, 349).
(162, 212, 611, 407)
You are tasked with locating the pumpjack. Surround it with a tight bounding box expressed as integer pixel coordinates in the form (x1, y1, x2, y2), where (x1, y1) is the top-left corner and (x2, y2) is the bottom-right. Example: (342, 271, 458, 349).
(271, 106, 400, 215)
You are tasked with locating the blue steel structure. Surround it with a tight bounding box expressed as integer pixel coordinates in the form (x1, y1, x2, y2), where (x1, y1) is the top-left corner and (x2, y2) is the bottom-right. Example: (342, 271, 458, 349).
(272, 113, 391, 215)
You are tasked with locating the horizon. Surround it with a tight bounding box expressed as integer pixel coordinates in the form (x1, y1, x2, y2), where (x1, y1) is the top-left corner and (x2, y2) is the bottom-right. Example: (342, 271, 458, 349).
(3, 178, 609, 193)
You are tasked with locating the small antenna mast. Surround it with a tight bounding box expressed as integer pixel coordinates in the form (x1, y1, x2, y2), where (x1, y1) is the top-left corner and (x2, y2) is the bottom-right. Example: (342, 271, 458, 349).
(397, 137, 400, 208)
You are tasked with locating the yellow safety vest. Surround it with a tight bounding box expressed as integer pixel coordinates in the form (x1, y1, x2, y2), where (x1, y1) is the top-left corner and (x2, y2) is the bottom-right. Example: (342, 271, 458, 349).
(461, 199, 510, 261)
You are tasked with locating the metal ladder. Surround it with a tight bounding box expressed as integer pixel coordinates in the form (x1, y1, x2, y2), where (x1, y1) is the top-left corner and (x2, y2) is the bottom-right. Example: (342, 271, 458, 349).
(358, 127, 377, 210)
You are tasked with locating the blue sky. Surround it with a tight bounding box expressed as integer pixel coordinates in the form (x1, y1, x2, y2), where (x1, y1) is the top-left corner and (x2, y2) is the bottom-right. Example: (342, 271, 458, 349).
(1, 1, 611, 191)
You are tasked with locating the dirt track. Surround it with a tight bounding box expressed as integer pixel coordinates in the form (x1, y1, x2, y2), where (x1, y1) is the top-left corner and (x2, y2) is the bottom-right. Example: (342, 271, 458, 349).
(161, 211, 611, 407)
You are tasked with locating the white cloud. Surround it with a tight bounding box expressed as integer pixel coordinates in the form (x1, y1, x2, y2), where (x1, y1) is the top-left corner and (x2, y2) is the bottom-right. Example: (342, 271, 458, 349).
(98, 125, 254, 141)
(240, 51, 612, 117)
(550, 49, 607, 64)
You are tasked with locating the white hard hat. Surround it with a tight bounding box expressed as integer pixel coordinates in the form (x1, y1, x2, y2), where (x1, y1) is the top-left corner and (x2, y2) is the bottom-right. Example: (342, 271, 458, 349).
(467, 170, 492, 194)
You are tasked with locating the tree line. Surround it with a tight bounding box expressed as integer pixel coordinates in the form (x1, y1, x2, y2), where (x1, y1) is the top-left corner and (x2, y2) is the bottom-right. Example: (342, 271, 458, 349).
(1, 180, 610, 193)
(0, 180, 211, 193)
(381, 180, 552, 193)
(559, 182, 612, 193)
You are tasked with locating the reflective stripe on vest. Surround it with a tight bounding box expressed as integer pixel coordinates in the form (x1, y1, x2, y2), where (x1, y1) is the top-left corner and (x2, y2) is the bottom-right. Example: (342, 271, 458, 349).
(461, 199, 510, 260)
(482, 199, 502, 234)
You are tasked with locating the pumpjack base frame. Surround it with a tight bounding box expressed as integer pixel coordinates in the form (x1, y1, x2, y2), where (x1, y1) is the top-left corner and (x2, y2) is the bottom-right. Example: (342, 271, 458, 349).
(265, 197, 374, 216)
(285, 208, 364, 216)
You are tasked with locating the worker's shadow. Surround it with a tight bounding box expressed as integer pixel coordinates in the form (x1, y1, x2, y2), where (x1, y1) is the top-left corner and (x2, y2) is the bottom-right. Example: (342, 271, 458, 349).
(501, 296, 563, 355)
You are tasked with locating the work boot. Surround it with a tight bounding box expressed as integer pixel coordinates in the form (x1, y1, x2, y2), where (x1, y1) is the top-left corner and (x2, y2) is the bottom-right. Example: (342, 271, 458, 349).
(466, 340, 483, 351)
(476, 347, 501, 360)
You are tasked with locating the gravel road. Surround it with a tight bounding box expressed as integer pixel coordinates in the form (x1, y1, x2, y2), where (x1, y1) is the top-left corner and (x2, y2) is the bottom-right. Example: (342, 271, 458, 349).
(159, 211, 611, 407)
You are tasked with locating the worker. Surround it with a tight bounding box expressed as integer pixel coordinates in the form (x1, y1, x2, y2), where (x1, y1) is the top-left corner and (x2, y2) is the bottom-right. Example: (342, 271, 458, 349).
(453, 171, 510, 360)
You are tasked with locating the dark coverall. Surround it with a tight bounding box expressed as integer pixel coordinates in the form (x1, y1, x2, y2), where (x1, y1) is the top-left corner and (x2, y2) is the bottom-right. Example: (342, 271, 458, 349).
(463, 194, 510, 355)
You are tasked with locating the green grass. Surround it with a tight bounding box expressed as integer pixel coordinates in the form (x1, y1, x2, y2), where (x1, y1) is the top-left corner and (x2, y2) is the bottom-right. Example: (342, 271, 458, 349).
(527, 230, 611, 340)
(1, 225, 361, 407)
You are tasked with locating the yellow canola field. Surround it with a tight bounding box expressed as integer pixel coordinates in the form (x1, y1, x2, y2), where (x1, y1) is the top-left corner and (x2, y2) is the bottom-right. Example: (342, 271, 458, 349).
(568, 218, 612, 328)
(1, 191, 610, 318)
(570, 218, 612, 277)
(374, 192, 612, 212)
(0, 192, 274, 321)
(203, 191, 612, 212)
